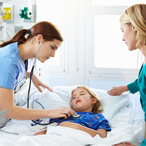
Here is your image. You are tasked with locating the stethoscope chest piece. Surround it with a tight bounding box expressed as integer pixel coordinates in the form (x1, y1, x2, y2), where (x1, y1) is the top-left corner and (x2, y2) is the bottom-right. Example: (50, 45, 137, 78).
(73, 114, 80, 118)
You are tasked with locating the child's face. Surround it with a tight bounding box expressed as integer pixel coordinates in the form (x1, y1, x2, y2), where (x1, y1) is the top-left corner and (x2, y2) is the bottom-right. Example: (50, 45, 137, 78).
(71, 87, 97, 112)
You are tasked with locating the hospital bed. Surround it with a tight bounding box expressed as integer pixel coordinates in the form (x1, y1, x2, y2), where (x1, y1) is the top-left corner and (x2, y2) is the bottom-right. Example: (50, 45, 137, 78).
(0, 85, 145, 146)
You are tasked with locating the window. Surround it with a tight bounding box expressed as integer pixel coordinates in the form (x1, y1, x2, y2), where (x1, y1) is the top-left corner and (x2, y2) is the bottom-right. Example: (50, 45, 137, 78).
(91, 0, 146, 6)
(85, 3, 140, 81)
(94, 14, 138, 69)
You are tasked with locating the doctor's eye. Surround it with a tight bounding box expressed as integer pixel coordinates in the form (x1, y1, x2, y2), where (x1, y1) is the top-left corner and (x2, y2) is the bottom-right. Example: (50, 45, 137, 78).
(51, 46, 55, 49)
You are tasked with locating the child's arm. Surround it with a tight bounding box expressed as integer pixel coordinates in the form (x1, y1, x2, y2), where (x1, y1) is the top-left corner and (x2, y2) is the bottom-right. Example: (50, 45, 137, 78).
(34, 128, 47, 136)
(59, 122, 107, 138)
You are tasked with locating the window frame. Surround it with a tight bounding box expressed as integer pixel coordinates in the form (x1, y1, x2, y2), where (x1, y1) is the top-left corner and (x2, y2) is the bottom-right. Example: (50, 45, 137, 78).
(85, 4, 138, 82)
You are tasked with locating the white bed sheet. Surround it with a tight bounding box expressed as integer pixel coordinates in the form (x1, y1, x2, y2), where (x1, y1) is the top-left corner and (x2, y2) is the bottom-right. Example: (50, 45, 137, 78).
(0, 85, 144, 146)
(0, 121, 142, 146)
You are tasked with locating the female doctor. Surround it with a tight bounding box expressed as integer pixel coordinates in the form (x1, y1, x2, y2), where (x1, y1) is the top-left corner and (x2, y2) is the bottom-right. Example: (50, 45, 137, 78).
(108, 4, 146, 146)
(0, 21, 75, 122)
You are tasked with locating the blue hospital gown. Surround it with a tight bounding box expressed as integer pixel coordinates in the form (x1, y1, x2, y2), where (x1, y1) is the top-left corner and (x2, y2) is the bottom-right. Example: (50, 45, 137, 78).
(49, 111, 111, 131)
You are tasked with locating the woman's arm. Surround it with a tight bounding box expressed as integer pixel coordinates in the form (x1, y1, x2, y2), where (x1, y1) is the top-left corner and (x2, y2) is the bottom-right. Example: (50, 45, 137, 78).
(59, 122, 107, 138)
(0, 87, 75, 120)
(108, 79, 139, 96)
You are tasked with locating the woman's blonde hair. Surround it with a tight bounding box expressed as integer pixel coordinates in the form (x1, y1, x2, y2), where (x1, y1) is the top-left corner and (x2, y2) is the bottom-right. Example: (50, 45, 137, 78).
(119, 4, 146, 47)
(69, 86, 103, 114)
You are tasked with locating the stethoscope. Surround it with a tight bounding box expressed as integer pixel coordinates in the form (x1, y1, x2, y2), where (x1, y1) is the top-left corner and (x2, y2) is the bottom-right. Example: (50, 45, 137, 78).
(27, 41, 80, 126)
(31, 99, 80, 126)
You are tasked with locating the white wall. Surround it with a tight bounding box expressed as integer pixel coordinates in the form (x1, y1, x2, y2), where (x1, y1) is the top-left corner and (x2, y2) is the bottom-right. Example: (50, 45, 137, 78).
(2, 0, 142, 90)
(36, 0, 140, 90)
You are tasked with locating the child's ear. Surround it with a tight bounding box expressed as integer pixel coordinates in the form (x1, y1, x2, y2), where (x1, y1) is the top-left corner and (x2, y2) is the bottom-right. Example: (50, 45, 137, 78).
(91, 97, 97, 104)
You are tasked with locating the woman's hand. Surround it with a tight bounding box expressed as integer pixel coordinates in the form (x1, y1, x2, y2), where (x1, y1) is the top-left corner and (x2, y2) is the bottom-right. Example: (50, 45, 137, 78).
(107, 85, 129, 96)
(31, 74, 53, 92)
(112, 142, 135, 146)
(47, 107, 76, 119)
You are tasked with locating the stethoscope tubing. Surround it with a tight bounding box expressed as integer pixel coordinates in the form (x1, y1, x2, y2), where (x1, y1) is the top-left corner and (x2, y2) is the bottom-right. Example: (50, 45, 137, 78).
(27, 41, 81, 126)
(27, 42, 66, 126)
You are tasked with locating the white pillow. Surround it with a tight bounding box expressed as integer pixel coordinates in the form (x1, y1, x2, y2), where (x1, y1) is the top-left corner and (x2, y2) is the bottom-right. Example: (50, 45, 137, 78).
(31, 90, 63, 110)
(91, 88, 130, 121)
(52, 85, 76, 107)
(53, 86, 130, 121)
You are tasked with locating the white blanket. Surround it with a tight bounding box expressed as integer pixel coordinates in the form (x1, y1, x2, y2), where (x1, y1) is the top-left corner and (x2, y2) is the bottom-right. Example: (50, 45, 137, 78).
(0, 120, 142, 146)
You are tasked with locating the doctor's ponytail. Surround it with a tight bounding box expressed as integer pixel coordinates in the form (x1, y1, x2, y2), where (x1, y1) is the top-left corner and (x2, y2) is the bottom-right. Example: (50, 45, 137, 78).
(0, 21, 63, 48)
(0, 29, 27, 47)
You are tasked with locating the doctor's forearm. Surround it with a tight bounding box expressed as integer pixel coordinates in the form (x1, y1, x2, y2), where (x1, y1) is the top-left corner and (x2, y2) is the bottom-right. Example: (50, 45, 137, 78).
(5, 105, 48, 120)
(0, 88, 48, 120)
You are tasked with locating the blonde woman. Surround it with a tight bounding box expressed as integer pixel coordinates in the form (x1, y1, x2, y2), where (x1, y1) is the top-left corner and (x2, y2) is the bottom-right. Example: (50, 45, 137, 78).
(35, 86, 111, 138)
(108, 4, 146, 146)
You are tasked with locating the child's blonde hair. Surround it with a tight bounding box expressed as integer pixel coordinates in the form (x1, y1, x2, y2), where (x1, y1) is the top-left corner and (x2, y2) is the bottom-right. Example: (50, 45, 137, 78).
(70, 86, 103, 114)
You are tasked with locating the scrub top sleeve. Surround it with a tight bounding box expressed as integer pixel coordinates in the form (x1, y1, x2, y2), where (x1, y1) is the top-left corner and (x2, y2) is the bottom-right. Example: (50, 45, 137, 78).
(0, 60, 18, 90)
(127, 79, 139, 94)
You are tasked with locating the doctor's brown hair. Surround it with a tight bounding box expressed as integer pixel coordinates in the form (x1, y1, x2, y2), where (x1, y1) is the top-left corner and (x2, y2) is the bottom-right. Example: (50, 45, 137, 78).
(70, 86, 103, 114)
(0, 21, 63, 47)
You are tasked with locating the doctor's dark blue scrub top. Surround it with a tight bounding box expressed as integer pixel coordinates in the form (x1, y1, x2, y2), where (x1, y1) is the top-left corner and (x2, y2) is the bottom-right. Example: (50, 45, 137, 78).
(127, 63, 146, 146)
(0, 42, 26, 90)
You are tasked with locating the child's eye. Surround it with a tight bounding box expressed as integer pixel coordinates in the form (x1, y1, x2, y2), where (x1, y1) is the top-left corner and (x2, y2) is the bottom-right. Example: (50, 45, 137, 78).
(72, 97, 76, 100)
(80, 93, 84, 96)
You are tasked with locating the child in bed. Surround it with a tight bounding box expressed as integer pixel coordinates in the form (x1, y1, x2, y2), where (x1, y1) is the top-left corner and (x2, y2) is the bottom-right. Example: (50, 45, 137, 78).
(34, 85, 111, 138)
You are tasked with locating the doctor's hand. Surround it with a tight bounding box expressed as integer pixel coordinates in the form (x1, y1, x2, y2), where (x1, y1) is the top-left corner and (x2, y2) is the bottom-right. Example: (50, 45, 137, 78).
(108, 85, 129, 96)
(31, 74, 53, 92)
(47, 107, 76, 119)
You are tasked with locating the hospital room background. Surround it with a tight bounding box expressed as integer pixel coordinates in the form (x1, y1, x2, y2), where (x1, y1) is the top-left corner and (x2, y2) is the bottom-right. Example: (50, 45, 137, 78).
(1, 0, 145, 91)
(0, 0, 146, 145)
